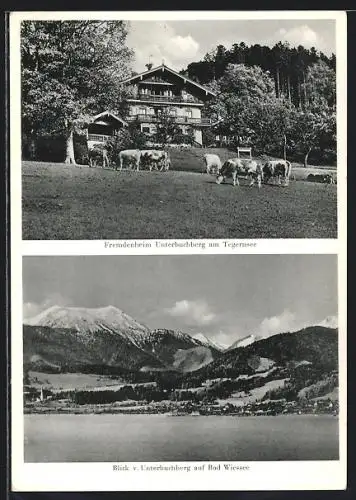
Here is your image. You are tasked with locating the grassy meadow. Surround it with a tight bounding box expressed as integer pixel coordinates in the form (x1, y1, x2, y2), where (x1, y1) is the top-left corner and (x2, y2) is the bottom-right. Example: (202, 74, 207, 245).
(22, 149, 337, 240)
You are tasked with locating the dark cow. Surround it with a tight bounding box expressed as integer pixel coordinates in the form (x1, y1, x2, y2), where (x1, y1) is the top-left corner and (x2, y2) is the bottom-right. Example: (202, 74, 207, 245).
(216, 158, 263, 188)
(307, 173, 335, 184)
(263, 160, 292, 186)
(140, 150, 171, 171)
(323, 174, 335, 184)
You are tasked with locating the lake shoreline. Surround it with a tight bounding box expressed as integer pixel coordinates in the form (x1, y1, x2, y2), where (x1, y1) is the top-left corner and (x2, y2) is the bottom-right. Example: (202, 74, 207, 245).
(24, 404, 338, 417)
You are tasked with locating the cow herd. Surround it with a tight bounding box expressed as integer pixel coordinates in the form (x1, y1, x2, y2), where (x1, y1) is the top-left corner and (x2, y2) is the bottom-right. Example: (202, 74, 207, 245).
(88, 148, 334, 187)
(203, 153, 292, 188)
(116, 149, 171, 172)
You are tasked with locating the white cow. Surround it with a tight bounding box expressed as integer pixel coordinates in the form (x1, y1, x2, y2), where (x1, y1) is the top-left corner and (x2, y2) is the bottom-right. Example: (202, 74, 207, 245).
(263, 160, 292, 186)
(216, 158, 263, 188)
(117, 149, 141, 171)
(203, 154, 222, 175)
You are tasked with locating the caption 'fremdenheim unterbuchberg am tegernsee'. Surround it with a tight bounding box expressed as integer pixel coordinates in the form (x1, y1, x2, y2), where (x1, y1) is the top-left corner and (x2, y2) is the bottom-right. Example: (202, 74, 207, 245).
(104, 241, 257, 250)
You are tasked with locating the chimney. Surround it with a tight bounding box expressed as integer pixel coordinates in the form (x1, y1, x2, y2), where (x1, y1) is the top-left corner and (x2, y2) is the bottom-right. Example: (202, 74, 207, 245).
(145, 54, 153, 71)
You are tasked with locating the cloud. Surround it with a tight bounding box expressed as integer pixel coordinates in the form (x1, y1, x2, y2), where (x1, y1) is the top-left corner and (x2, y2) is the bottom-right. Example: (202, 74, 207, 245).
(209, 330, 236, 349)
(274, 24, 324, 50)
(23, 294, 69, 321)
(127, 22, 201, 71)
(166, 35, 199, 59)
(23, 302, 43, 320)
(317, 315, 338, 329)
(165, 299, 216, 327)
(256, 309, 298, 338)
(255, 309, 338, 339)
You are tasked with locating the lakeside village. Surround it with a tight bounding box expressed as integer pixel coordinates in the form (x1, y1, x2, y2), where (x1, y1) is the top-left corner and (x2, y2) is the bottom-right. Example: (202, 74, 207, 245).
(24, 385, 338, 417)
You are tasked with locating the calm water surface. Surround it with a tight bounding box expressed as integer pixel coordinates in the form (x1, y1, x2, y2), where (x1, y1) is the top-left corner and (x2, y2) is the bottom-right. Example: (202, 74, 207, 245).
(24, 414, 339, 462)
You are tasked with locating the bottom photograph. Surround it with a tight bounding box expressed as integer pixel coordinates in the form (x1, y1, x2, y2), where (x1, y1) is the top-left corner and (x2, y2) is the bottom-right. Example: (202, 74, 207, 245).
(22, 254, 339, 463)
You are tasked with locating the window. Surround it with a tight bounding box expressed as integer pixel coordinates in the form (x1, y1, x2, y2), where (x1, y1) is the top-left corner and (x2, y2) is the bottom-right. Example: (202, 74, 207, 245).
(142, 126, 150, 133)
(184, 109, 192, 118)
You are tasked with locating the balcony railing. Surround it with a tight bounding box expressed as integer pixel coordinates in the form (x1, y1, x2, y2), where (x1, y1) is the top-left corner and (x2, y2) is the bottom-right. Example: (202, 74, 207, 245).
(140, 80, 174, 85)
(126, 114, 212, 126)
(88, 134, 112, 142)
(128, 93, 202, 104)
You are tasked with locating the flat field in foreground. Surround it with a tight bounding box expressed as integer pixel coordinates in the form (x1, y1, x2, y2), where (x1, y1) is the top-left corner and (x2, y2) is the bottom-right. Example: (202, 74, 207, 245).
(22, 161, 337, 239)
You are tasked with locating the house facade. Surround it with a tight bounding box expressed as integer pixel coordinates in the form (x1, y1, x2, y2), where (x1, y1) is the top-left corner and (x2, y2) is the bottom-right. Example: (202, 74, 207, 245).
(122, 64, 216, 146)
(87, 111, 128, 150)
(87, 64, 217, 148)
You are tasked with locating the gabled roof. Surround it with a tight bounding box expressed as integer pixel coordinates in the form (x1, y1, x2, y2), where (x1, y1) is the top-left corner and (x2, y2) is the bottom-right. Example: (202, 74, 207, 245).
(92, 111, 128, 126)
(121, 64, 217, 97)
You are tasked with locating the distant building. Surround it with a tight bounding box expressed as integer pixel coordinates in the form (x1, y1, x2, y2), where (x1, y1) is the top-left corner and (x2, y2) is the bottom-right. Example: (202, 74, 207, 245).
(123, 64, 217, 146)
(87, 112, 128, 150)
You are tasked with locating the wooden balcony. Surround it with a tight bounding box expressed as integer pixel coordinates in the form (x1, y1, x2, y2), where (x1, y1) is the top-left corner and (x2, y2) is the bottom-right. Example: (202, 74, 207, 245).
(88, 134, 112, 142)
(127, 93, 202, 104)
(126, 114, 212, 126)
(140, 80, 174, 85)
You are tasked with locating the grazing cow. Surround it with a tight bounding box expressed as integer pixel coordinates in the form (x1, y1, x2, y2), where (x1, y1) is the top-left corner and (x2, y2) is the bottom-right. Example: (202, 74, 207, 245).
(263, 160, 292, 186)
(140, 150, 171, 172)
(323, 173, 335, 184)
(203, 153, 222, 175)
(117, 149, 141, 171)
(308, 173, 335, 184)
(216, 158, 263, 188)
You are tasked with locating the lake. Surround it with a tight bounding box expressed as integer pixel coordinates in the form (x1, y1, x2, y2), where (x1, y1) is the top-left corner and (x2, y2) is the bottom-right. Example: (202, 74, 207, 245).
(24, 414, 339, 462)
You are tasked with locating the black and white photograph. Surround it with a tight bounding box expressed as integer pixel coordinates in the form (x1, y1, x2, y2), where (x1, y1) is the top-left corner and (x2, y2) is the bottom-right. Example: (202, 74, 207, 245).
(23, 254, 339, 463)
(19, 16, 339, 240)
(9, 10, 347, 494)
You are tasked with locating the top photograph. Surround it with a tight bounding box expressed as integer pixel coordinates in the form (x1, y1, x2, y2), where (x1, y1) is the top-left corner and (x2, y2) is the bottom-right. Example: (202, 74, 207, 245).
(19, 16, 340, 240)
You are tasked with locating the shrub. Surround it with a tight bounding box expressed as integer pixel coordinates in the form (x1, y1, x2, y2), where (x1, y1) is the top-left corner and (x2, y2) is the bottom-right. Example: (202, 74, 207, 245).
(22, 133, 90, 164)
(36, 135, 66, 162)
(128, 127, 147, 150)
(88, 145, 106, 166)
(74, 135, 89, 165)
(105, 127, 147, 166)
(106, 130, 132, 166)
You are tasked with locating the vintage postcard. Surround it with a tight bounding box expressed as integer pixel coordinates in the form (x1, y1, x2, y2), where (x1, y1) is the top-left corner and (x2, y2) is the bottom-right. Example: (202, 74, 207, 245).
(9, 10, 347, 492)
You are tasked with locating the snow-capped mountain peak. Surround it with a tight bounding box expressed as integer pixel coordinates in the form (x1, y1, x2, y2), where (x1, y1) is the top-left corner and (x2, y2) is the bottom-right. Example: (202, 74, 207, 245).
(193, 333, 226, 352)
(24, 305, 150, 346)
(227, 334, 263, 351)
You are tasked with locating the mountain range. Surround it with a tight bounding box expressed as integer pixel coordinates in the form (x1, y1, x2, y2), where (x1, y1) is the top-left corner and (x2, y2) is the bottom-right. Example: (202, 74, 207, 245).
(23, 305, 338, 385)
(23, 305, 222, 374)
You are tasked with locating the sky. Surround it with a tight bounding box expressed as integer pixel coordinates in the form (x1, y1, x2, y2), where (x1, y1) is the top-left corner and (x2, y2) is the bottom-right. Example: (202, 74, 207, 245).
(126, 19, 336, 72)
(23, 255, 338, 347)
